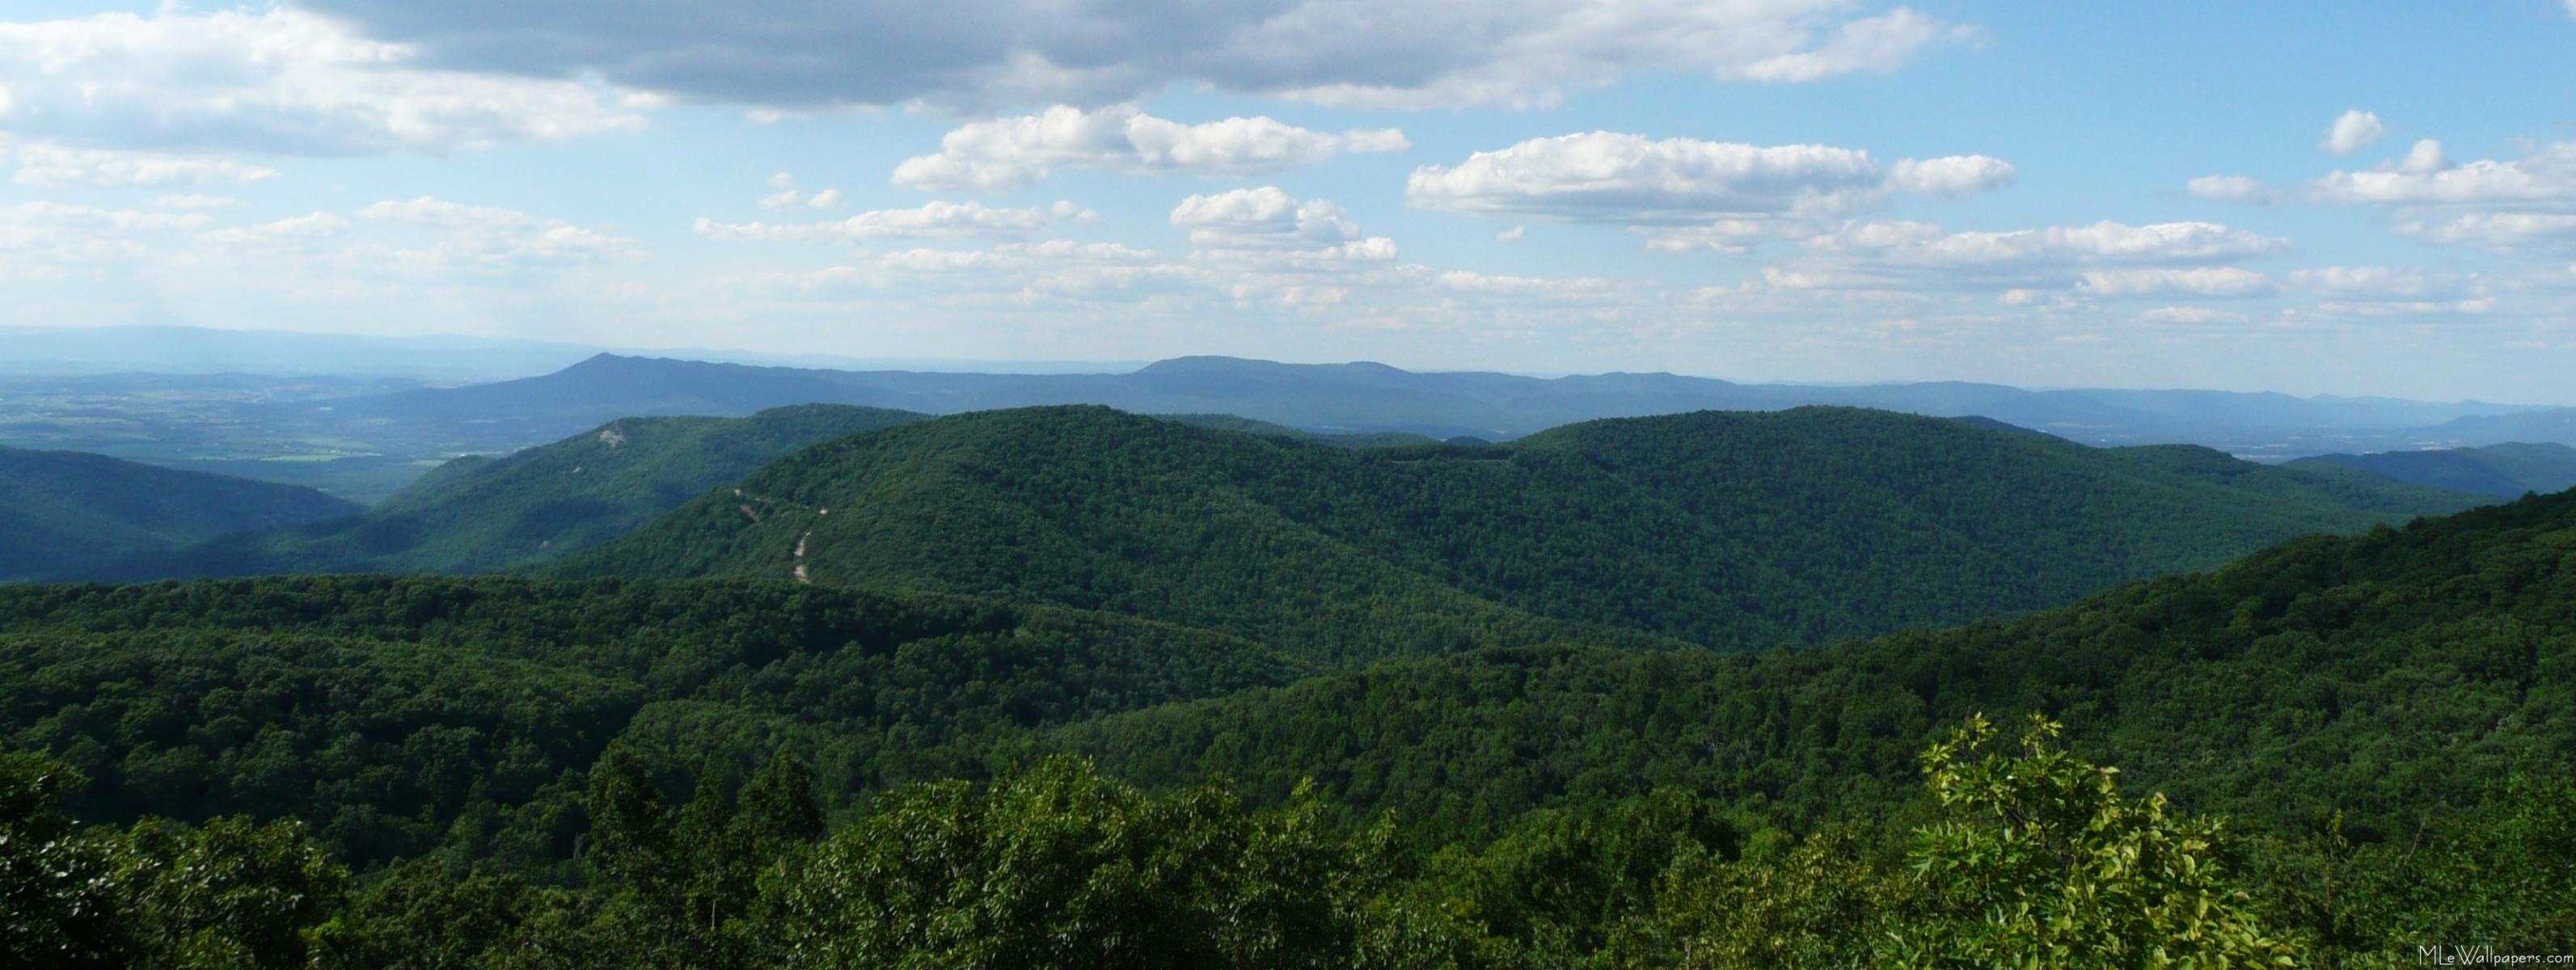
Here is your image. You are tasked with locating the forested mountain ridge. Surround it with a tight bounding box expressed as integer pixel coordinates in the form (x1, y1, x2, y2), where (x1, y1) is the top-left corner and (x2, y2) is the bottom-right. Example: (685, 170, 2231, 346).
(1052, 486, 2576, 844)
(4, 466, 2570, 964)
(86, 404, 924, 581)
(564, 404, 2481, 656)
(0, 445, 360, 582)
(2290, 441, 2576, 498)
(560, 407, 1670, 666)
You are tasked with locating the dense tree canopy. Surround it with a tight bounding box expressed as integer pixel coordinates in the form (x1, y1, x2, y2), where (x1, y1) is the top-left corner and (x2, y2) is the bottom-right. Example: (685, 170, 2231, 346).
(563, 405, 2475, 659)
(95, 404, 925, 581)
(0, 445, 358, 581)
(0, 576, 1300, 871)
(1, 406, 2566, 964)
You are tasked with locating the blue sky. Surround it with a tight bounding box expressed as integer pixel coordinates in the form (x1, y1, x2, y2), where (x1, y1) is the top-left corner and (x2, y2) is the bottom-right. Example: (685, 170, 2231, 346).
(2, 2, 2574, 401)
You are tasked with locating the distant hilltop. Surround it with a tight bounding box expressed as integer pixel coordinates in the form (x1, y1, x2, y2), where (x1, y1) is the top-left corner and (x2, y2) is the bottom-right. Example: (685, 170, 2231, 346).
(282, 350, 2572, 460)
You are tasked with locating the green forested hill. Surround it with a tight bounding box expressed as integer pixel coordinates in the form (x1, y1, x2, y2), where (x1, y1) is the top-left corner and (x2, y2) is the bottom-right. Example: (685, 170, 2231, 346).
(7, 401, 2567, 967)
(95, 404, 923, 580)
(0, 576, 1300, 872)
(2290, 441, 2576, 498)
(1058, 489, 2576, 842)
(2, 473, 2569, 965)
(0, 446, 359, 581)
(563, 404, 2477, 658)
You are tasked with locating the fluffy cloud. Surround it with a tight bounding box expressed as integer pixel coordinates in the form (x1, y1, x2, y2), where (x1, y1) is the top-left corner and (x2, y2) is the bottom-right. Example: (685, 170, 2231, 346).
(2398, 139, 2450, 174)
(2321, 110, 2387, 156)
(894, 105, 1408, 193)
(696, 200, 1093, 242)
(759, 188, 1426, 314)
(1405, 132, 2012, 246)
(3, 141, 279, 188)
(0, 8, 645, 154)
(2308, 142, 2576, 206)
(2229, 137, 2576, 262)
(1884, 155, 2019, 197)
(2076, 267, 2273, 297)
(2253, 137, 2576, 261)
(843, 240, 1166, 279)
(293, 0, 1970, 111)
(1171, 187, 1396, 261)
(2279, 268, 2498, 318)
(1432, 269, 1620, 300)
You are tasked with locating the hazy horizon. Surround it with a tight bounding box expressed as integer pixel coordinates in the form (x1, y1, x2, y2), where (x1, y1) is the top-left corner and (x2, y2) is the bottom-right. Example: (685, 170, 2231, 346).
(7, 321, 2576, 406)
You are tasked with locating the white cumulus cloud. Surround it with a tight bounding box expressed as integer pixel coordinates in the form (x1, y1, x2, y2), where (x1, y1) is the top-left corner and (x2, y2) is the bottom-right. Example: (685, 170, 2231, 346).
(893, 105, 1408, 194)
(0, 8, 646, 154)
(1433, 269, 1620, 299)
(2321, 110, 2387, 156)
(1404, 132, 2012, 242)
(2399, 139, 2450, 174)
(2309, 141, 2576, 206)
(2076, 267, 2274, 297)
(1885, 155, 2019, 197)
(1171, 187, 1396, 261)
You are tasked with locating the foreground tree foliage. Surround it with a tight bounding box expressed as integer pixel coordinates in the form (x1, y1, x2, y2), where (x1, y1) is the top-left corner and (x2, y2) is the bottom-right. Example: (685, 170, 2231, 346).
(1893, 715, 2299, 968)
(8, 718, 2565, 967)
(1, 751, 344, 969)
(771, 757, 1405, 969)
